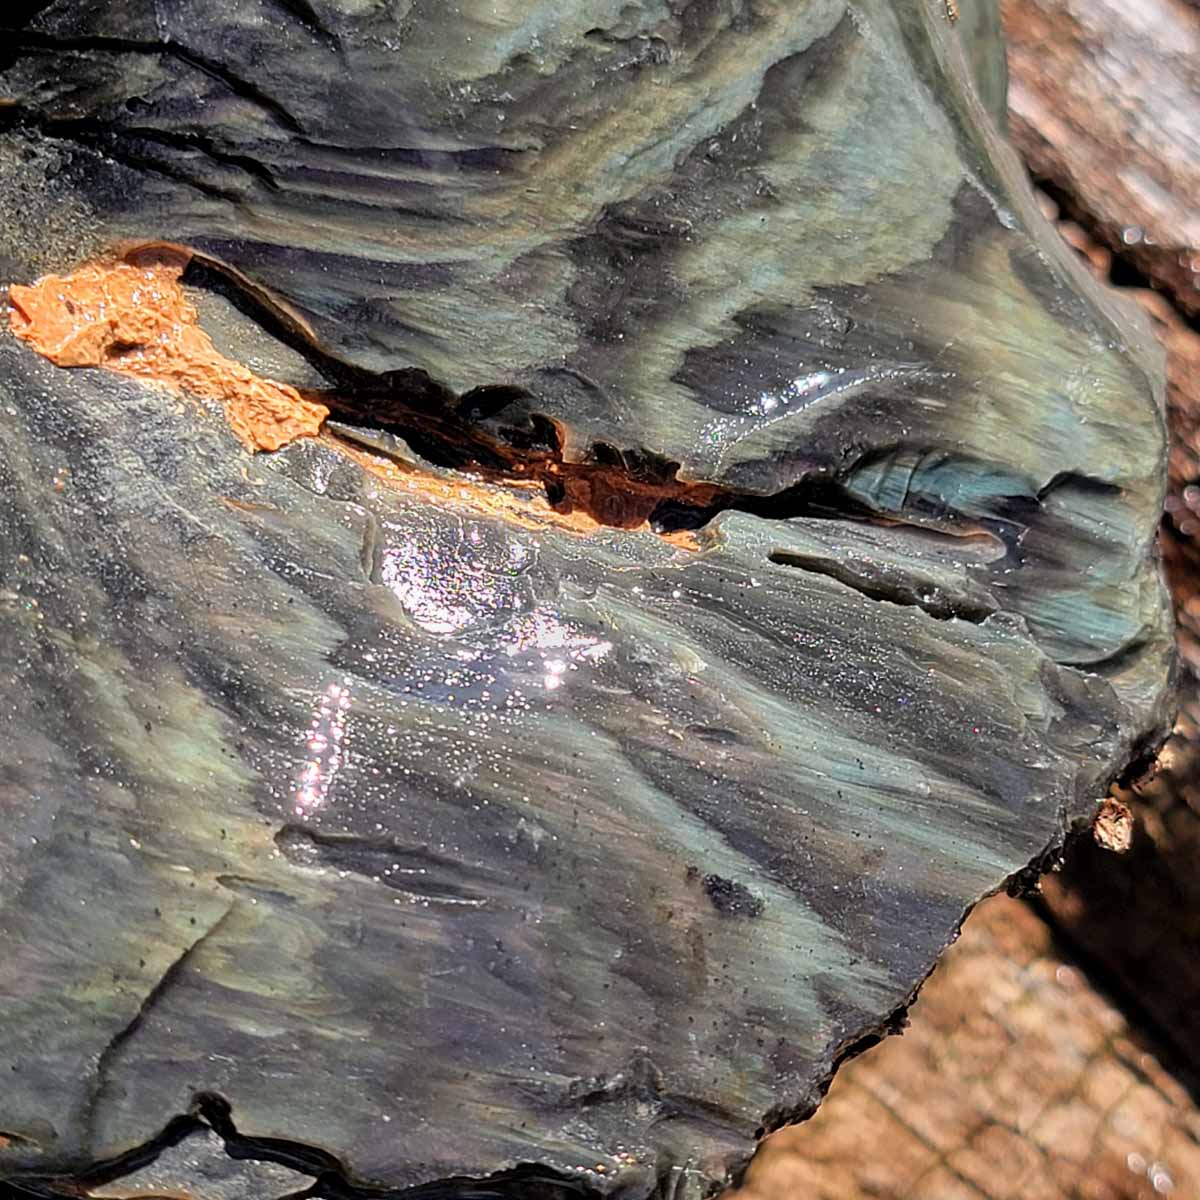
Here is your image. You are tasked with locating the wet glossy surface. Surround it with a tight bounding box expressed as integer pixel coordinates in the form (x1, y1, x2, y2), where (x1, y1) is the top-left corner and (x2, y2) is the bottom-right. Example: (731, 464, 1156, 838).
(0, 1, 1174, 1196)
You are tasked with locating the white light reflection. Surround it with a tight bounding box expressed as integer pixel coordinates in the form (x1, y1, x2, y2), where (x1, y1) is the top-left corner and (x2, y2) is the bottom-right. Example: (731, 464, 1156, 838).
(699, 362, 930, 450)
(293, 680, 352, 816)
(755, 369, 837, 416)
(377, 528, 530, 635)
(504, 607, 613, 693)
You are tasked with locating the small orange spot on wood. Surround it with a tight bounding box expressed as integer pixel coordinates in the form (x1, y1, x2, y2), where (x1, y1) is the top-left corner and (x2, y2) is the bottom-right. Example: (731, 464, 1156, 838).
(1092, 796, 1133, 853)
(7, 248, 327, 452)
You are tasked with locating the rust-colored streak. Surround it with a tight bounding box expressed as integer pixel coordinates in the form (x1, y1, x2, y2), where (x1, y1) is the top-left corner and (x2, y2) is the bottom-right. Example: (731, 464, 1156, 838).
(4, 250, 710, 548)
(330, 434, 703, 550)
(551, 466, 721, 532)
(6, 249, 328, 452)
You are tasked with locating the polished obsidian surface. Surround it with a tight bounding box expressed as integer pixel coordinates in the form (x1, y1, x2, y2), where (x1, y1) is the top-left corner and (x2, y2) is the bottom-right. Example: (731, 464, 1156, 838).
(0, 2, 1172, 1197)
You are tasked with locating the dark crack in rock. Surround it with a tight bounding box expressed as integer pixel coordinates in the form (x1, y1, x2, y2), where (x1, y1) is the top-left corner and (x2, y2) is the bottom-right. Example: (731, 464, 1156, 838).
(88, 1128, 314, 1200)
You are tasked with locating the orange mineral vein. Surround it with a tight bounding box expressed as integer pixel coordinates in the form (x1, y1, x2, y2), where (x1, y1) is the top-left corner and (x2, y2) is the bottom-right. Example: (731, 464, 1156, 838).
(6, 250, 328, 452)
(5, 250, 704, 549)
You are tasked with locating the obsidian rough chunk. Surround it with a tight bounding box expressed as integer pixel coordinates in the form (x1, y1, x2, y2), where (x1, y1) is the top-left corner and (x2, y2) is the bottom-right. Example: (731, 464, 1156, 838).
(0, 1, 1174, 1197)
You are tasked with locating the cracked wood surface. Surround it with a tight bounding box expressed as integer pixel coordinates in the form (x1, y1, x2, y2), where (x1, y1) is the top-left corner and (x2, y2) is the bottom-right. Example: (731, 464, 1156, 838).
(0, 1, 1175, 1197)
(1002, 0, 1200, 315)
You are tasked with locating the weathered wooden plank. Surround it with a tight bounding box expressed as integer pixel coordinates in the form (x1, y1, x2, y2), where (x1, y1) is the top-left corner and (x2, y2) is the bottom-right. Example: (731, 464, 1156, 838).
(1003, 0, 1200, 313)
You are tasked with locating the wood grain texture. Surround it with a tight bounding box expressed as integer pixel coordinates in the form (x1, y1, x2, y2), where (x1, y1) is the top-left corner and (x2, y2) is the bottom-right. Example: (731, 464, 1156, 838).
(1002, 0, 1200, 314)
